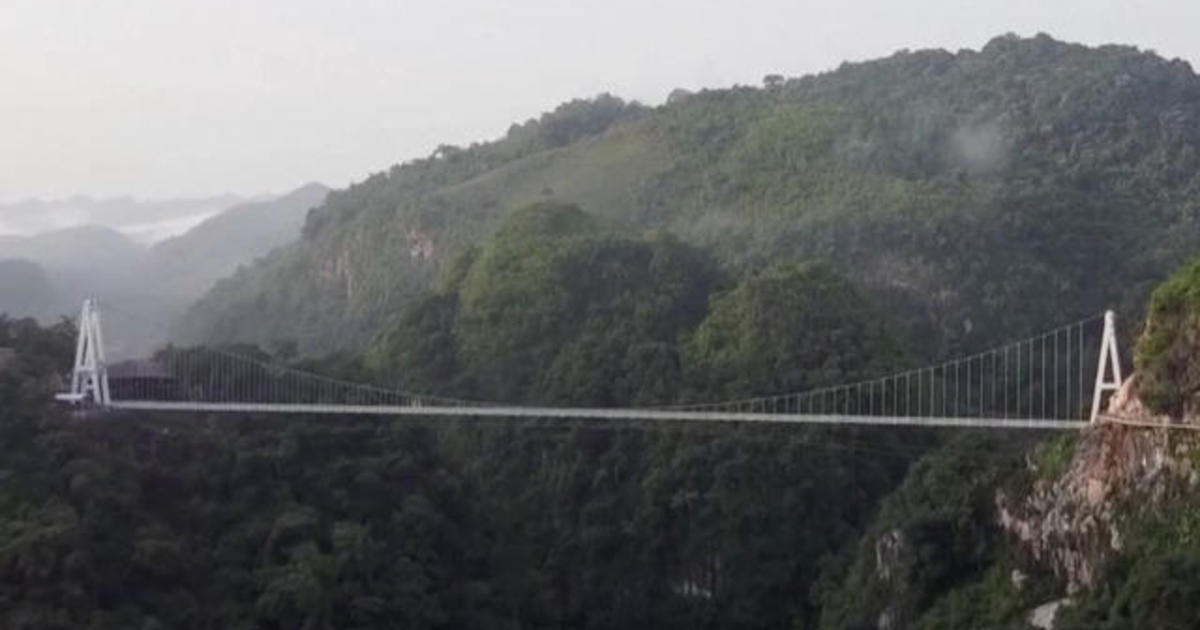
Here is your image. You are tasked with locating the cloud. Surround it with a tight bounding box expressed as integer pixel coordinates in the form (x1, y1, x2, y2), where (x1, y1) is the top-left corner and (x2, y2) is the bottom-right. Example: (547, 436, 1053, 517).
(119, 212, 222, 245)
(949, 121, 1008, 174)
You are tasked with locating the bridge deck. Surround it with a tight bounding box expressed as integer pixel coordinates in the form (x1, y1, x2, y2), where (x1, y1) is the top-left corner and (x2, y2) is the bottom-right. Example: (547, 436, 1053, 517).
(108, 401, 1087, 429)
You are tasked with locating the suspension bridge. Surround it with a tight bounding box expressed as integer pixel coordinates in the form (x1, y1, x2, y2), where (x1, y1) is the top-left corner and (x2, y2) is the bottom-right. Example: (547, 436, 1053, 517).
(55, 299, 1125, 430)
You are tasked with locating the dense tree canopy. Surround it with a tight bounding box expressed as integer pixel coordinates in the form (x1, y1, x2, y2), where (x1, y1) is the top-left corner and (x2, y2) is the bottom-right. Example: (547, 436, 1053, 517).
(368, 202, 724, 405)
(2, 313, 917, 629)
(1134, 255, 1200, 417)
(686, 261, 903, 399)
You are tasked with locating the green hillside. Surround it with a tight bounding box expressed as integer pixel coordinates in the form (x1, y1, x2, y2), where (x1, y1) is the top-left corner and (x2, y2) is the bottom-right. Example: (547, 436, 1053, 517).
(177, 34, 1200, 360)
(364, 201, 902, 407)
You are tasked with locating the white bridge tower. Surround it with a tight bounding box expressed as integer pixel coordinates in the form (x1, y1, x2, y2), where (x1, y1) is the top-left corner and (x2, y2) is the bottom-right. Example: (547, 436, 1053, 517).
(55, 298, 110, 406)
(1090, 310, 1123, 423)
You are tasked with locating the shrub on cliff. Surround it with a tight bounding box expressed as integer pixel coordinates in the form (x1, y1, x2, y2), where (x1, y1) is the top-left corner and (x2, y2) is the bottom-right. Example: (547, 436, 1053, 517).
(1135, 257, 1200, 417)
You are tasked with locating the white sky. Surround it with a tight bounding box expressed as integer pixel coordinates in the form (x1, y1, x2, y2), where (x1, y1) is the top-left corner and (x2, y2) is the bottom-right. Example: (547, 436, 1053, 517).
(2, 0, 1198, 201)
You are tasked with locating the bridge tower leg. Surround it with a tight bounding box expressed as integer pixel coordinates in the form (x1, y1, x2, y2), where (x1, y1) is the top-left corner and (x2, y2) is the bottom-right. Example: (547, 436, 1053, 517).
(55, 299, 110, 406)
(1090, 310, 1122, 423)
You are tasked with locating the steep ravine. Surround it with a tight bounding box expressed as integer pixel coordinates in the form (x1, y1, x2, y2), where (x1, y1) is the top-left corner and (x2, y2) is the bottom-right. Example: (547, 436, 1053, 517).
(822, 252, 1200, 629)
(819, 377, 1200, 630)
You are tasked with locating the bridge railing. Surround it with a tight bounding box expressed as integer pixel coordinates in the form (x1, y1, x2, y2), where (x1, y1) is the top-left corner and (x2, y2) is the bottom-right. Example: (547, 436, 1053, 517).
(659, 314, 1105, 424)
(59, 300, 1114, 427)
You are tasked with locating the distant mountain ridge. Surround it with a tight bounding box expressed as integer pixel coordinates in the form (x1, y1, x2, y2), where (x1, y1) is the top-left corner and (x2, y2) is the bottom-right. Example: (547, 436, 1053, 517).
(0, 183, 329, 356)
(150, 183, 330, 298)
(0, 225, 144, 272)
(0, 194, 254, 244)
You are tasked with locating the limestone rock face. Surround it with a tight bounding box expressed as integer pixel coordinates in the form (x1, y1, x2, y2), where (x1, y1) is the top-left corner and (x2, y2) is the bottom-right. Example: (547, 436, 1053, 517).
(1028, 598, 1071, 629)
(997, 378, 1200, 593)
(875, 528, 905, 582)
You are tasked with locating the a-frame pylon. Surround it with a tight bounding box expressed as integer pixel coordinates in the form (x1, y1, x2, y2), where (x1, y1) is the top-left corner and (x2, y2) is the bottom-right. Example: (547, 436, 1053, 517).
(1090, 310, 1123, 423)
(55, 298, 110, 406)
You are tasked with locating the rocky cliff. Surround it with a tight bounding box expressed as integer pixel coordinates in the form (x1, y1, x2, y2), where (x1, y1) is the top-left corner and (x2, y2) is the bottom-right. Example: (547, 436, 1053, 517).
(994, 377, 1200, 628)
(999, 379, 1200, 592)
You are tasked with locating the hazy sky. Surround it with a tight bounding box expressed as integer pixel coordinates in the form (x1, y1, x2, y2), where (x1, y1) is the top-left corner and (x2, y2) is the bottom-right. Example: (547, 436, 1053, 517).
(3, 0, 1198, 201)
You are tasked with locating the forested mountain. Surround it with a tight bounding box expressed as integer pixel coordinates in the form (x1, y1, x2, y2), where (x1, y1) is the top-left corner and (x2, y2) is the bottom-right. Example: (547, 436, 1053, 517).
(180, 34, 1200, 361)
(365, 201, 903, 408)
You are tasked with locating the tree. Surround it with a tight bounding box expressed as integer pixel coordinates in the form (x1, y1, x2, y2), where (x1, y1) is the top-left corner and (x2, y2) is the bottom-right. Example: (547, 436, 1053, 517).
(686, 261, 903, 399)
